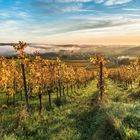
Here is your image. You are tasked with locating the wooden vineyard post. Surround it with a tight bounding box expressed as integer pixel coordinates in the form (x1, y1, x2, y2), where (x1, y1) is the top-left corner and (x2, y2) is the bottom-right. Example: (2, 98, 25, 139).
(62, 86, 65, 96)
(21, 63, 30, 112)
(39, 94, 42, 114)
(58, 80, 62, 97)
(55, 87, 59, 101)
(48, 87, 52, 107)
(66, 85, 69, 95)
(99, 61, 104, 99)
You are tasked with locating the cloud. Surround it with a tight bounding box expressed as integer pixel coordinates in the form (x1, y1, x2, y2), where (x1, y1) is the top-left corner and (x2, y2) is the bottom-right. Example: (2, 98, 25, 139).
(62, 4, 82, 12)
(0, 19, 17, 25)
(17, 12, 30, 18)
(104, 0, 133, 6)
(62, 15, 136, 32)
(0, 10, 30, 20)
(30, 0, 85, 15)
(57, 0, 93, 2)
(123, 8, 140, 11)
(25, 14, 140, 37)
(30, 0, 134, 16)
(0, 12, 9, 17)
(57, 0, 133, 6)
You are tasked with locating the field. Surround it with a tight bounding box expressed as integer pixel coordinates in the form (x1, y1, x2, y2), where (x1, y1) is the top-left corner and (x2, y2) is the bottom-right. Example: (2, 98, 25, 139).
(0, 43, 140, 140)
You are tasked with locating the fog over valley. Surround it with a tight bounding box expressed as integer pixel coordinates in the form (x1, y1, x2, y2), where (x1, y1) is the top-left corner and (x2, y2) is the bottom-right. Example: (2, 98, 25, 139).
(0, 44, 139, 57)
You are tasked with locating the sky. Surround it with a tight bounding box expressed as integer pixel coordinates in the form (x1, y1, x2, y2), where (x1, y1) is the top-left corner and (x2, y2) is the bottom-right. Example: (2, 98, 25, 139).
(0, 0, 140, 45)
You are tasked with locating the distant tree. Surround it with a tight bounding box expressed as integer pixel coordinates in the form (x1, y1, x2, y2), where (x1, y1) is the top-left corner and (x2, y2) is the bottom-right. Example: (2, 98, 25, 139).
(118, 58, 130, 65)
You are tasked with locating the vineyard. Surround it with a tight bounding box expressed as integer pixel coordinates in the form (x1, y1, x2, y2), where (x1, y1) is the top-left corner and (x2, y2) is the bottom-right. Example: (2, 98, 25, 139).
(0, 42, 140, 140)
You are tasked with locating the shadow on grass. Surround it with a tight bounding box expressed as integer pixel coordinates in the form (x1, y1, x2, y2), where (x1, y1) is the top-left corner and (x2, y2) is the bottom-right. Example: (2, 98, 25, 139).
(64, 93, 123, 140)
(128, 91, 140, 101)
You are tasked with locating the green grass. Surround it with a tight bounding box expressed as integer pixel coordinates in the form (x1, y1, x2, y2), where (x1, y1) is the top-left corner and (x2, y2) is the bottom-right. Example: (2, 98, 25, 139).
(0, 80, 140, 140)
(105, 80, 140, 140)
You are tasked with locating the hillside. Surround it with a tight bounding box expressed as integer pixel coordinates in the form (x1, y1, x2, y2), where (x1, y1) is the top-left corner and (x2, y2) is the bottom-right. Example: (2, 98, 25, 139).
(122, 46, 140, 56)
